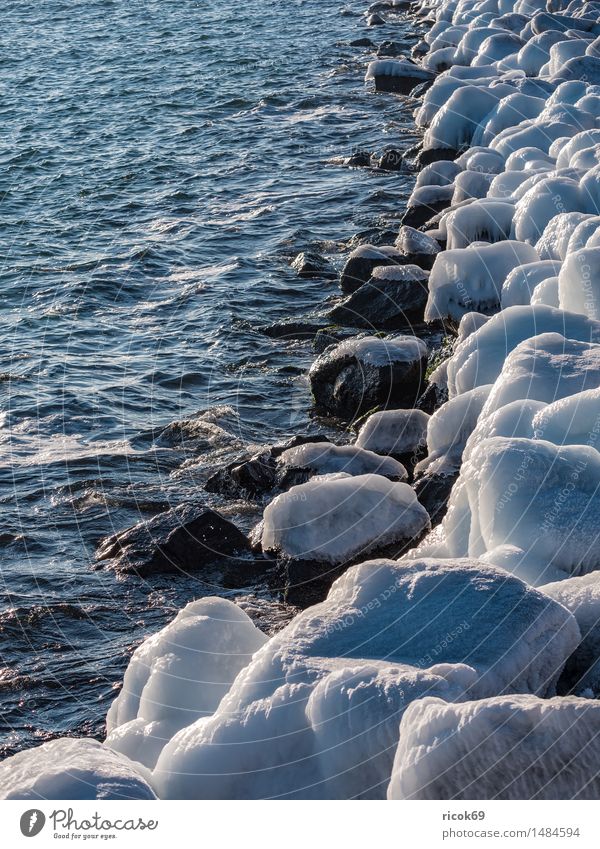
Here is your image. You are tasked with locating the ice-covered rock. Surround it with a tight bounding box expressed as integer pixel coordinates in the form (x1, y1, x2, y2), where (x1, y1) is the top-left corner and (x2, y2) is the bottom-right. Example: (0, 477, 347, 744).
(309, 335, 428, 420)
(388, 695, 600, 800)
(443, 200, 515, 250)
(0, 738, 156, 800)
(153, 557, 577, 800)
(446, 305, 600, 397)
(261, 474, 430, 603)
(447, 435, 600, 580)
(482, 332, 600, 415)
(425, 241, 539, 322)
(365, 59, 435, 94)
(559, 246, 600, 319)
(542, 572, 600, 692)
(105, 598, 267, 769)
(501, 260, 562, 307)
(275, 441, 408, 486)
(415, 384, 493, 478)
(395, 225, 441, 270)
(355, 408, 430, 465)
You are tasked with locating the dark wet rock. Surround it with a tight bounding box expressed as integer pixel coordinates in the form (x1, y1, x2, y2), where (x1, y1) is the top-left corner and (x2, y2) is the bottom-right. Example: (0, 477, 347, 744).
(309, 334, 428, 421)
(416, 380, 449, 414)
(312, 326, 362, 354)
(349, 37, 375, 47)
(417, 147, 461, 169)
(291, 251, 336, 279)
(345, 229, 402, 250)
(377, 148, 405, 170)
(156, 411, 241, 452)
(340, 244, 405, 294)
(377, 40, 409, 57)
(329, 264, 429, 330)
(367, 12, 386, 25)
(401, 184, 455, 229)
(395, 225, 441, 270)
(344, 150, 373, 167)
(205, 435, 332, 499)
(96, 504, 251, 576)
(367, 59, 435, 94)
(413, 472, 458, 526)
(258, 320, 328, 340)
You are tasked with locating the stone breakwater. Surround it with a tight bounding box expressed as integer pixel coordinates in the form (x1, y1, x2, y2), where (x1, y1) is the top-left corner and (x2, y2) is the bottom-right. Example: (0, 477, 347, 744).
(4, 0, 600, 801)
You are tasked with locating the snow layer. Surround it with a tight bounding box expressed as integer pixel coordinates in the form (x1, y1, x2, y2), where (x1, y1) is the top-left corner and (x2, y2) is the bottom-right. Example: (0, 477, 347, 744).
(261, 474, 430, 563)
(105, 598, 267, 768)
(388, 695, 600, 800)
(415, 384, 493, 476)
(542, 572, 600, 691)
(277, 442, 408, 482)
(0, 738, 156, 800)
(445, 436, 600, 579)
(446, 305, 600, 397)
(425, 241, 539, 321)
(153, 557, 577, 799)
(355, 408, 430, 457)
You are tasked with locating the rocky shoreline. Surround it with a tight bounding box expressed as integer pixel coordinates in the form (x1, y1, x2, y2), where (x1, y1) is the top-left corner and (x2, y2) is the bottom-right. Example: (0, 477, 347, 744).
(4, 0, 600, 800)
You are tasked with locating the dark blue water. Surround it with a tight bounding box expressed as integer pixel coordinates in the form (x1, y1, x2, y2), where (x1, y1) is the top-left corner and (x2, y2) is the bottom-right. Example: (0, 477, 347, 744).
(0, 0, 419, 757)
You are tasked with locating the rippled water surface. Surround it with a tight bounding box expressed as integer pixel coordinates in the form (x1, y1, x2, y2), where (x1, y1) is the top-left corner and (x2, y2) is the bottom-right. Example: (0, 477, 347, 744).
(0, 0, 420, 755)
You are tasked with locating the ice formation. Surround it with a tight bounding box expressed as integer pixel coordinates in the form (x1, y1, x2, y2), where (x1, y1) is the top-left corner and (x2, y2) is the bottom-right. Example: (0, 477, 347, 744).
(105, 598, 267, 768)
(261, 474, 430, 564)
(355, 408, 430, 458)
(388, 695, 600, 800)
(276, 441, 408, 482)
(152, 557, 577, 799)
(0, 739, 156, 800)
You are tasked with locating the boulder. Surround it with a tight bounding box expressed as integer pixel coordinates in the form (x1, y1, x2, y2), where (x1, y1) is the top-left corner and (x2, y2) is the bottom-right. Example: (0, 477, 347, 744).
(260, 474, 430, 605)
(389, 695, 600, 800)
(339, 244, 405, 294)
(96, 504, 250, 576)
(329, 264, 429, 330)
(309, 335, 428, 420)
(291, 251, 336, 279)
(153, 557, 578, 800)
(0, 738, 156, 800)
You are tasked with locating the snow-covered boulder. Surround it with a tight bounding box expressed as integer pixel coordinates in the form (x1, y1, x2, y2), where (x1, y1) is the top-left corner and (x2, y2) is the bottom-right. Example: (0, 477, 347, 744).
(446, 436, 600, 580)
(275, 441, 408, 487)
(559, 246, 600, 320)
(482, 332, 600, 415)
(105, 598, 267, 769)
(309, 335, 428, 420)
(388, 695, 600, 800)
(355, 408, 430, 465)
(532, 387, 600, 448)
(365, 59, 435, 94)
(261, 474, 430, 604)
(446, 305, 600, 397)
(425, 241, 539, 322)
(543, 572, 600, 693)
(153, 557, 577, 800)
(0, 738, 156, 800)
